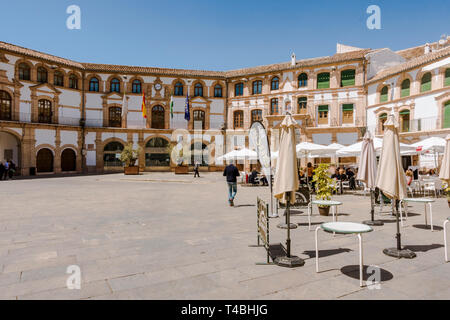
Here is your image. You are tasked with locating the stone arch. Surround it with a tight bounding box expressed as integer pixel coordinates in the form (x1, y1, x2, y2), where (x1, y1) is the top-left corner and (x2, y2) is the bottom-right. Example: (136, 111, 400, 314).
(127, 75, 145, 94)
(60, 147, 77, 172)
(190, 79, 207, 97)
(105, 74, 123, 93)
(14, 59, 34, 81)
(86, 73, 104, 92)
(395, 73, 414, 98)
(209, 80, 225, 97)
(0, 129, 21, 172)
(36, 146, 55, 173)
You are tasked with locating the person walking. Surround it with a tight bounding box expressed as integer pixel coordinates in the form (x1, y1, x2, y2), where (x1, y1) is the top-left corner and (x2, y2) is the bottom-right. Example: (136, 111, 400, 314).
(223, 161, 240, 206)
(8, 160, 15, 180)
(193, 161, 200, 178)
(3, 160, 9, 180)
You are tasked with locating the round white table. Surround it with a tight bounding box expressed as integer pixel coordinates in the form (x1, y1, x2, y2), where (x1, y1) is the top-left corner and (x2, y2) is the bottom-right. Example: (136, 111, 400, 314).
(444, 217, 449, 262)
(308, 200, 343, 231)
(399, 198, 435, 231)
(315, 222, 373, 287)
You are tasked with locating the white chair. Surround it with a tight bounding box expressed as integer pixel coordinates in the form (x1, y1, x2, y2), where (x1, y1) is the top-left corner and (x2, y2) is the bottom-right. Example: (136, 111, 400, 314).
(361, 182, 370, 196)
(434, 179, 443, 197)
(423, 181, 437, 198)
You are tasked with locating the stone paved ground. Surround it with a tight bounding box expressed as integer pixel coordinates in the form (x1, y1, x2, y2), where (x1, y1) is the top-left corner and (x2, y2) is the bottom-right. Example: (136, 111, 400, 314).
(0, 172, 449, 300)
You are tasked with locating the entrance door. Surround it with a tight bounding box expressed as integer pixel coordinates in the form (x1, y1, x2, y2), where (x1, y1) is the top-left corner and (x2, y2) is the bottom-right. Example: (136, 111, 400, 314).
(36, 148, 53, 172)
(61, 149, 76, 171)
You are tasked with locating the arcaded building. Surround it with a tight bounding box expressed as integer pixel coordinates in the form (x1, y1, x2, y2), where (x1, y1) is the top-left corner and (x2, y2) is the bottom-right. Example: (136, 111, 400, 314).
(0, 39, 449, 176)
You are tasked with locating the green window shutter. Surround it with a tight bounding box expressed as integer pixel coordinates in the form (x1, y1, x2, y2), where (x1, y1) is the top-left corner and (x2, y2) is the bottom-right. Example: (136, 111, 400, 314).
(379, 113, 387, 119)
(318, 105, 328, 112)
(401, 80, 410, 97)
(444, 101, 450, 128)
(380, 86, 388, 102)
(420, 73, 432, 92)
(342, 104, 353, 111)
(317, 73, 330, 89)
(445, 69, 450, 87)
(399, 109, 410, 115)
(341, 70, 355, 87)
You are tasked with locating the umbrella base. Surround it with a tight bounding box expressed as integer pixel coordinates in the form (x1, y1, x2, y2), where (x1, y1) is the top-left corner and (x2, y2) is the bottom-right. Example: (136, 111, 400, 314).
(274, 255, 305, 268)
(383, 247, 416, 259)
(363, 220, 384, 226)
(277, 223, 297, 229)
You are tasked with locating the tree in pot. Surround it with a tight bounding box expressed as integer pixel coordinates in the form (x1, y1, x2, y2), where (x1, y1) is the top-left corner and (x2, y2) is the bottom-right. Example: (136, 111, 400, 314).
(167, 144, 189, 174)
(120, 143, 142, 175)
(312, 163, 336, 216)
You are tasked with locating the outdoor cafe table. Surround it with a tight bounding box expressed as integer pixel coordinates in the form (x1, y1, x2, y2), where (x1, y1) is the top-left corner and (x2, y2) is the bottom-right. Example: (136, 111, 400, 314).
(308, 200, 343, 231)
(399, 198, 435, 231)
(315, 222, 373, 287)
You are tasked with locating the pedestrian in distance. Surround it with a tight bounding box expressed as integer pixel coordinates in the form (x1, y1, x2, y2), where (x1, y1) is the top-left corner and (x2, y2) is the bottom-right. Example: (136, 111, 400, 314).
(223, 160, 240, 206)
(0, 161, 4, 181)
(194, 161, 200, 178)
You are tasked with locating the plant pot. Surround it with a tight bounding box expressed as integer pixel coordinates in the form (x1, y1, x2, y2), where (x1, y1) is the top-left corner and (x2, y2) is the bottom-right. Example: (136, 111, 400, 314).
(124, 166, 139, 175)
(175, 165, 189, 174)
(318, 206, 330, 216)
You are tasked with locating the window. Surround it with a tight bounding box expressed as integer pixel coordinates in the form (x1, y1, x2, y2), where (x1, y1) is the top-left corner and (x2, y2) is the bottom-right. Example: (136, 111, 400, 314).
(298, 73, 308, 87)
(0, 91, 12, 120)
(317, 72, 330, 89)
(151, 105, 165, 129)
(132, 80, 142, 93)
(89, 77, 99, 92)
(379, 113, 388, 133)
(342, 104, 354, 124)
(401, 79, 410, 97)
(145, 137, 170, 167)
(110, 78, 120, 93)
(193, 110, 206, 129)
(235, 83, 244, 96)
(191, 142, 208, 166)
(341, 69, 356, 87)
(318, 105, 328, 125)
(271, 98, 279, 115)
(69, 75, 78, 89)
(214, 84, 223, 97)
(444, 101, 450, 129)
(54, 72, 64, 87)
(103, 142, 124, 168)
(18, 63, 30, 80)
(297, 97, 307, 114)
(194, 83, 203, 97)
(252, 80, 262, 95)
(445, 69, 450, 87)
(174, 82, 184, 96)
(380, 86, 389, 103)
(38, 99, 52, 123)
(251, 109, 263, 124)
(420, 73, 432, 92)
(271, 77, 279, 90)
(399, 109, 410, 132)
(108, 107, 122, 128)
(233, 110, 244, 129)
(37, 67, 48, 84)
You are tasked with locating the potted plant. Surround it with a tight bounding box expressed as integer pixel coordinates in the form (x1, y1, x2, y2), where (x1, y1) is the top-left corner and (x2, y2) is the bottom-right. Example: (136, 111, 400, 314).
(168, 144, 189, 174)
(312, 163, 336, 216)
(445, 185, 450, 208)
(120, 143, 142, 175)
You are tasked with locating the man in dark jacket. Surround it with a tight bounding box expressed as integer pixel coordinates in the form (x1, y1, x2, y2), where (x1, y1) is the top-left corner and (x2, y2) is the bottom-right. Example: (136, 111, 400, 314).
(223, 162, 240, 206)
(0, 162, 4, 180)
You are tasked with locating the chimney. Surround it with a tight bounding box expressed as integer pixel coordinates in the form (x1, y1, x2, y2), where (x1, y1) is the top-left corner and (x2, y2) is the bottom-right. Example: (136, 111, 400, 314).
(291, 52, 296, 66)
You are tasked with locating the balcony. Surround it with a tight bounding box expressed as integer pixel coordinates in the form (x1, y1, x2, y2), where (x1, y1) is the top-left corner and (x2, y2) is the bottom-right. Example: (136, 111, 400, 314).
(373, 116, 439, 135)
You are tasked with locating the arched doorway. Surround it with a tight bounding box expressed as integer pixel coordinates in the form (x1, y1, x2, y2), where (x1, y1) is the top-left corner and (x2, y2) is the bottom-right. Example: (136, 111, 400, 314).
(190, 142, 208, 166)
(0, 131, 21, 172)
(103, 141, 124, 169)
(145, 137, 170, 167)
(61, 149, 76, 172)
(36, 148, 53, 173)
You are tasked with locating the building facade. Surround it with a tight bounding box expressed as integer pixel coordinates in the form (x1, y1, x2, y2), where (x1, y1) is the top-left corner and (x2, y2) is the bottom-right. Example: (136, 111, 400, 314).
(0, 39, 449, 176)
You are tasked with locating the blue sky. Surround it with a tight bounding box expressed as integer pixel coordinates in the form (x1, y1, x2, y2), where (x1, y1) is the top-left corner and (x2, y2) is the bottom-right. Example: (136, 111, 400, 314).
(1, 0, 449, 70)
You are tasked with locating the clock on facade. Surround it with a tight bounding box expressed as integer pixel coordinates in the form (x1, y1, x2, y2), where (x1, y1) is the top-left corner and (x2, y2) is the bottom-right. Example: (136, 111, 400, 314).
(154, 83, 162, 91)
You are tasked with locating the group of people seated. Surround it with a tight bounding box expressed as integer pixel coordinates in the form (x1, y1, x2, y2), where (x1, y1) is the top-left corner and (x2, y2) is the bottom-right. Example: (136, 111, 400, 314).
(248, 169, 269, 186)
(331, 166, 357, 190)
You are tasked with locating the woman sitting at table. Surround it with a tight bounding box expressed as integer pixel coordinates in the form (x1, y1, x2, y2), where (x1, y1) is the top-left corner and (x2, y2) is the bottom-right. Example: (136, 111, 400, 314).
(405, 169, 413, 186)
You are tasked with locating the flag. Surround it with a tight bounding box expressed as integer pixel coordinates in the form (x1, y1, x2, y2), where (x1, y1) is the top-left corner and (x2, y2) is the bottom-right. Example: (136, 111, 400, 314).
(141, 91, 147, 119)
(121, 87, 128, 117)
(170, 96, 174, 119)
(184, 93, 190, 121)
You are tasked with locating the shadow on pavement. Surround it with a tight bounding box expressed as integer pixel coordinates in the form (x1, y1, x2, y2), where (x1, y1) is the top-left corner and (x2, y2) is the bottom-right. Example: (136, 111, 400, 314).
(302, 248, 352, 259)
(412, 224, 443, 231)
(403, 243, 444, 252)
(341, 265, 394, 282)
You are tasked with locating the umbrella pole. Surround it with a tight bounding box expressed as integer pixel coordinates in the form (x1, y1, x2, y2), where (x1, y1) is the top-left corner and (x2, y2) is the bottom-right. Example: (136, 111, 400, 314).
(363, 189, 384, 226)
(383, 198, 416, 259)
(274, 192, 304, 268)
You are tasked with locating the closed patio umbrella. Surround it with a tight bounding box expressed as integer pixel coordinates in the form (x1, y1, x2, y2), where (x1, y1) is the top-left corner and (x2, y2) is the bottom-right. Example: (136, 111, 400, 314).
(439, 135, 450, 182)
(357, 132, 383, 226)
(377, 113, 416, 259)
(273, 114, 304, 267)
